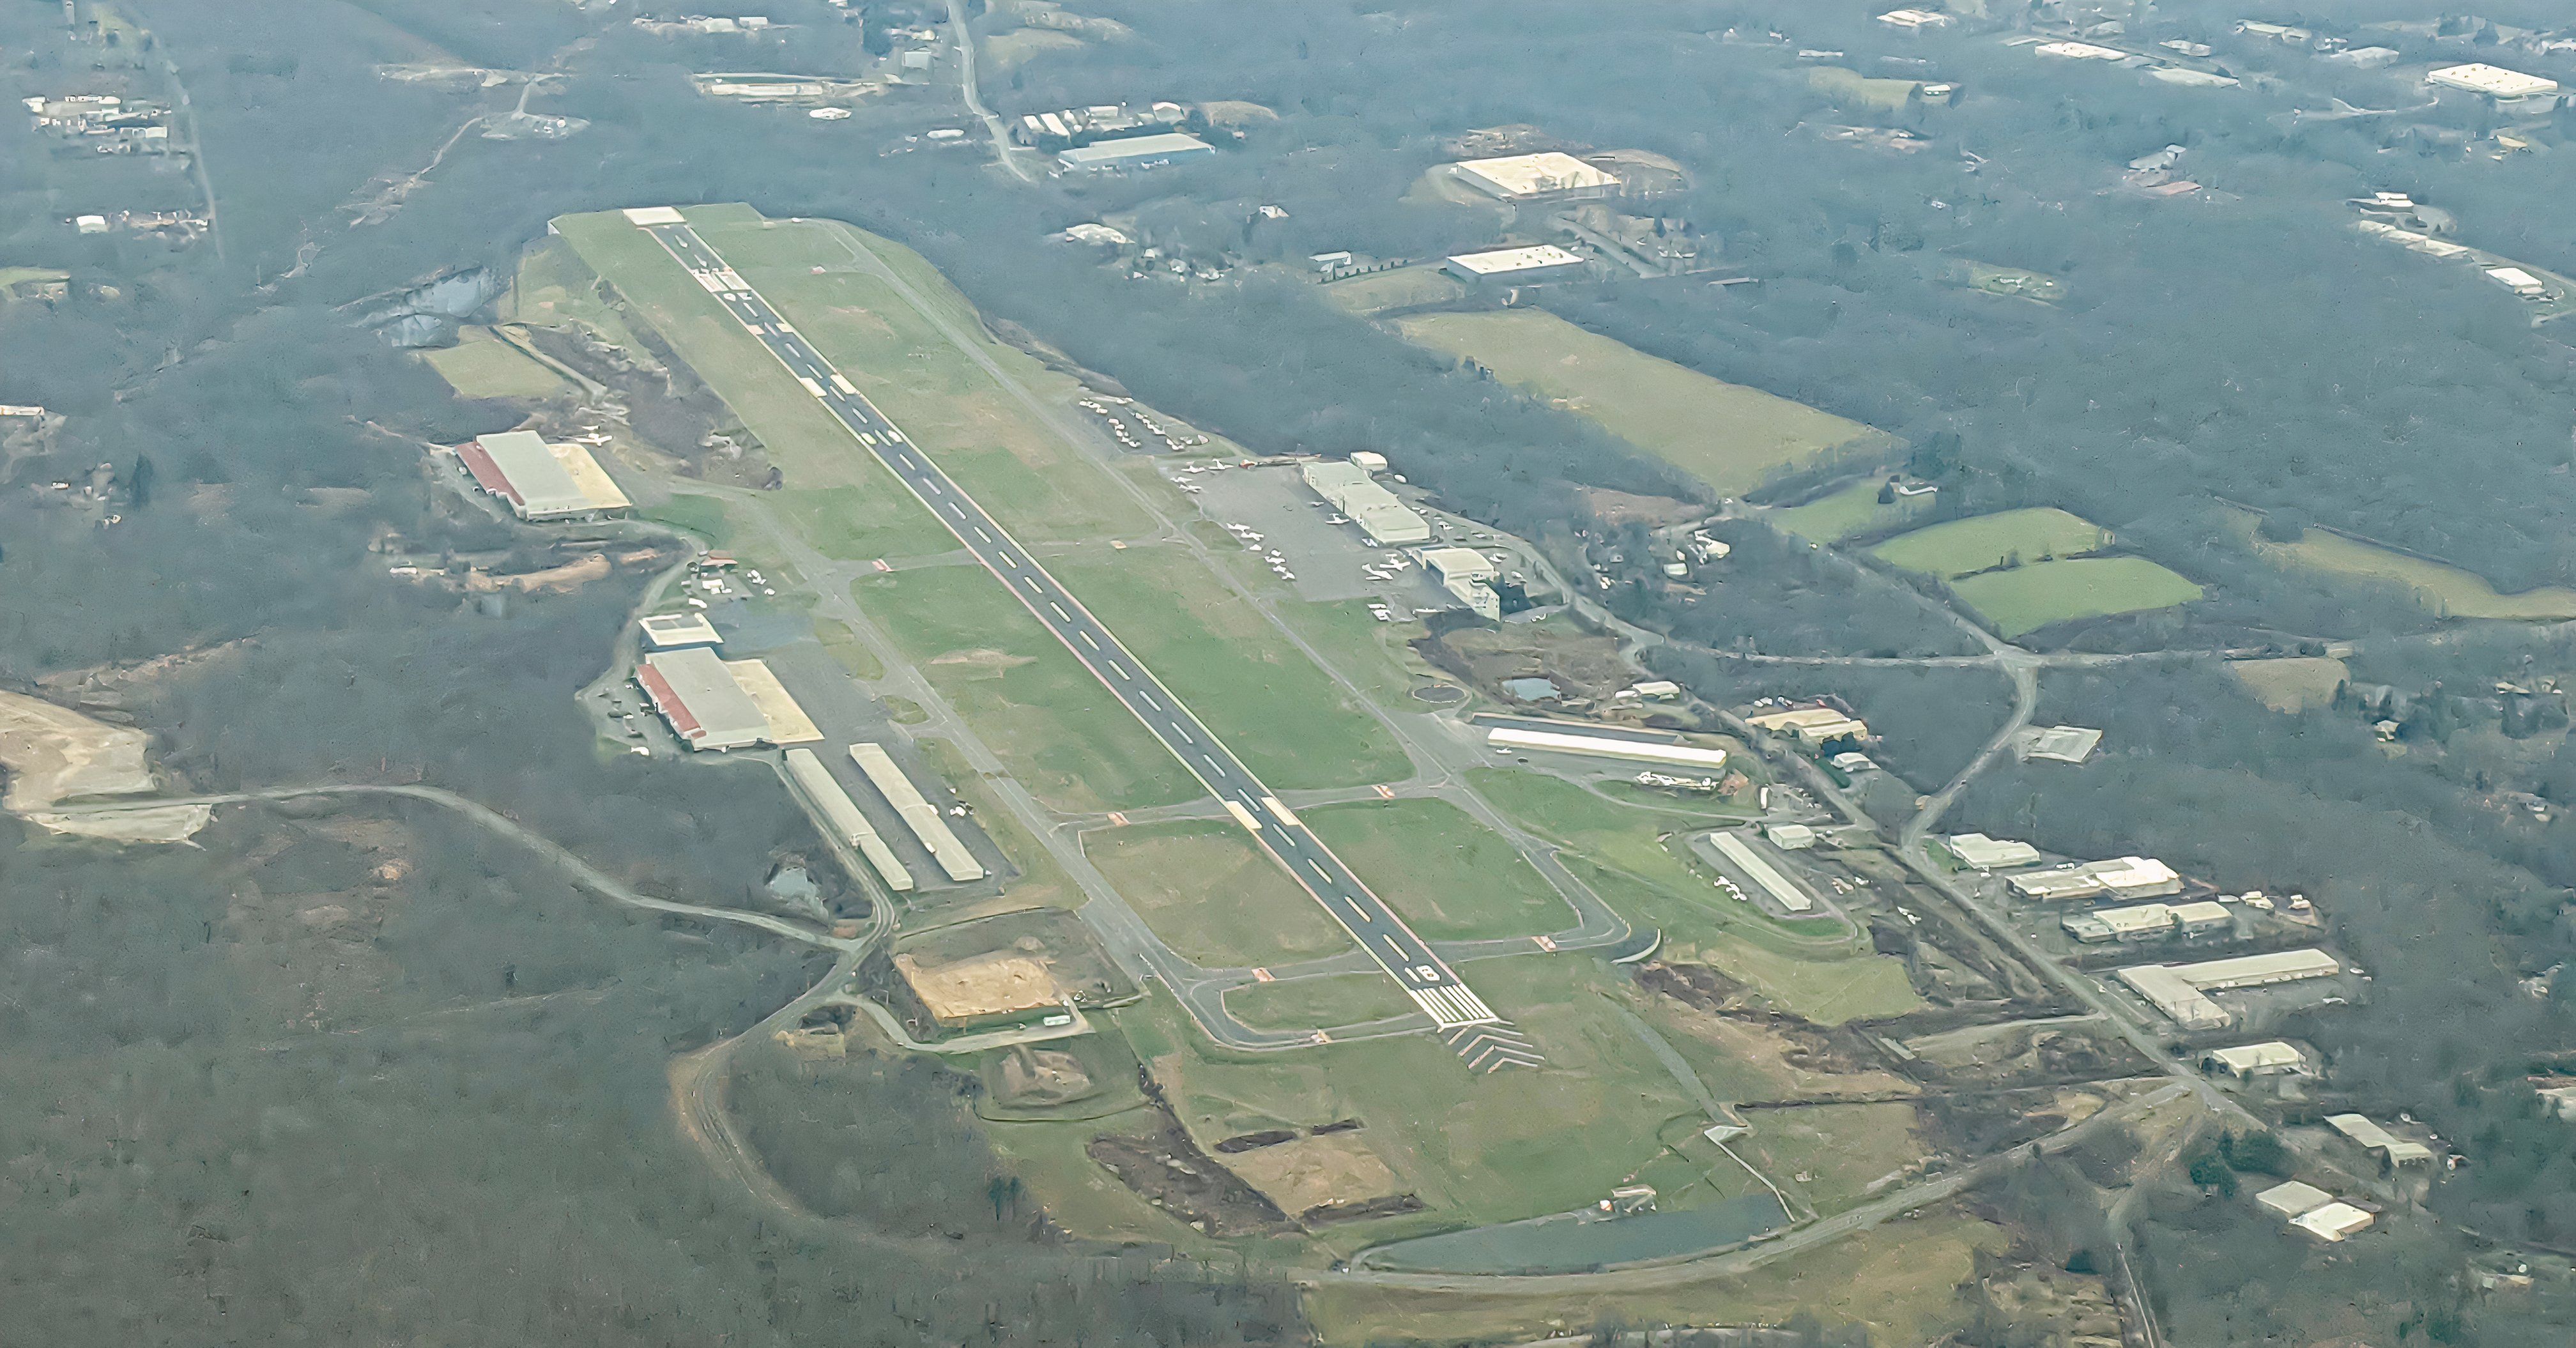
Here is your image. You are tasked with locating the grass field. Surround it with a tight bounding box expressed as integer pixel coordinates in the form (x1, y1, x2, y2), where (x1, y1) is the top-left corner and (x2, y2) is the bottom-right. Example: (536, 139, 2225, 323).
(639, 494, 735, 546)
(1770, 479, 1933, 542)
(1698, 935, 1922, 1025)
(855, 567, 1198, 814)
(1084, 821, 1356, 968)
(811, 617, 885, 682)
(1270, 599, 1440, 711)
(1303, 798, 1570, 941)
(555, 211, 958, 563)
(1949, 556, 2205, 638)
(2228, 656, 2348, 713)
(1305, 1207, 2000, 1345)
(2234, 510, 2576, 619)
(1738, 1101, 1926, 1213)
(420, 327, 566, 399)
(1321, 266, 1467, 316)
(508, 234, 652, 362)
(1123, 958, 1721, 1250)
(1060, 546, 1409, 790)
(1944, 259, 2066, 305)
(1392, 309, 1896, 497)
(1223, 972, 1416, 1029)
(1871, 508, 2110, 579)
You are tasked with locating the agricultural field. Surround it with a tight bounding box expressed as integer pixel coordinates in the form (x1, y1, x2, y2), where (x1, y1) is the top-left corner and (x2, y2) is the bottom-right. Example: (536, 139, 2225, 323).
(1392, 309, 1896, 497)
(419, 327, 565, 399)
(1769, 478, 1933, 542)
(1084, 821, 1356, 969)
(2232, 509, 2576, 619)
(1302, 797, 1571, 941)
(854, 567, 1198, 814)
(2228, 655, 2349, 713)
(1949, 557, 2205, 638)
(1321, 266, 1466, 316)
(1871, 508, 2110, 579)
(1059, 546, 1411, 790)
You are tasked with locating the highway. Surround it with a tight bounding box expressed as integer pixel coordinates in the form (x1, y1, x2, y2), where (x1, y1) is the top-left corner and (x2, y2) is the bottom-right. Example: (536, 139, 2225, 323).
(631, 211, 1537, 1068)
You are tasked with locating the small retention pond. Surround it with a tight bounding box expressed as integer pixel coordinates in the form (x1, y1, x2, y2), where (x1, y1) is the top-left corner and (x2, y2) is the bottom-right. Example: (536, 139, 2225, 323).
(1358, 1192, 1789, 1275)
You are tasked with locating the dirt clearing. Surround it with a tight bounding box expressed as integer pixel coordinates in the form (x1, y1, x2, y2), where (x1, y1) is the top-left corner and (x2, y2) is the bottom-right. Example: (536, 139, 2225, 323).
(0, 689, 208, 842)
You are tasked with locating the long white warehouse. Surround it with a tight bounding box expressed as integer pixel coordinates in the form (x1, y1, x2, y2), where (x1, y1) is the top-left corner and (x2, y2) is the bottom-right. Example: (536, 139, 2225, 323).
(783, 748, 914, 892)
(848, 743, 986, 884)
(1706, 831, 1814, 914)
(1485, 724, 1729, 769)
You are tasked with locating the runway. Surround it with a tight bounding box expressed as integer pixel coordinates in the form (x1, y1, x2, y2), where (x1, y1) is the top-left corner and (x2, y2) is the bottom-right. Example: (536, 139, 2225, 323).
(628, 210, 1536, 1065)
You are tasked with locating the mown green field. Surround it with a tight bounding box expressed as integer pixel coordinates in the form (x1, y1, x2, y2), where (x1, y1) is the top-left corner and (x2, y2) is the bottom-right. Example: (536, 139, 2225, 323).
(1392, 309, 1896, 497)
(854, 567, 1198, 814)
(2228, 656, 2348, 714)
(1949, 556, 2205, 638)
(1061, 546, 1409, 791)
(1770, 479, 1933, 542)
(1871, 507, 2109, 579)
(2236, 509, 2576, 619)
(1807, 66, 1924, 112)
(1303, 797, 1570, 941)
(1085, 821, 1355, 968)
(1322, 266, 1466, 316)
(1121, 958, 1721, 1253)
(420, 328, 565, 399)
(1222, 972, 1416, 1029)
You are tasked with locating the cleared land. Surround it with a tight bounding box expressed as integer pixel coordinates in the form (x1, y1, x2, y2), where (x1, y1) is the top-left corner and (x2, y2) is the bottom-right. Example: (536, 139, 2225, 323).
(1223, 972, 1416, 1029)
(0, 689, 209, 842)
(2229, 656, 2348, 713)
(1698, 935, 1921, 1025)
(1302, 797, 1570, 941)
(1949, 557, 2205, 638)
(1060, 546, 1408, 790)
(1738, 1101, 1926, 1213)
(420, 327, 566, 399)
(1770, 479, 1932, 542)
(2236, 510, 2576, 619)
(854, 568, 1197, 814)
(1085, 821, 1356, 968)
(1871, 508, 2110, 579)
(1808, 66, 1926, 112)
(1393, 309, 1896, 497)
(1322, 266, 1466, 316)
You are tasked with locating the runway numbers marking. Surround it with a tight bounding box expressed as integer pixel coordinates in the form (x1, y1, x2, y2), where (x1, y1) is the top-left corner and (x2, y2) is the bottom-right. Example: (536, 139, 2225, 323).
(872, 559, 891, 572)
(1374, 784, 1395, 799)
(1251, 968, 1273, 983)
(1534, 935, 1558, 952)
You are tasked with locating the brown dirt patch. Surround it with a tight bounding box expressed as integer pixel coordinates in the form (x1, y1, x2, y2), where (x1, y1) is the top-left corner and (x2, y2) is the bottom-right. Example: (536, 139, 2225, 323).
(1639, 962, 1916, 1099)
(1422, 618, 1636, 707)
(1583, 487, 1703, 526)
(927, 647, 1037, 675)
(1220, 1131, 1407, 1219)
(1087, 1115, 1289, 1237)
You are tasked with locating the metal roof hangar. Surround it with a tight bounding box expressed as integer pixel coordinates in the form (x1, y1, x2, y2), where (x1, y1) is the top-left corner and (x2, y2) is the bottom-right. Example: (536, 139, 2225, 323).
(455, 430, 630, 521)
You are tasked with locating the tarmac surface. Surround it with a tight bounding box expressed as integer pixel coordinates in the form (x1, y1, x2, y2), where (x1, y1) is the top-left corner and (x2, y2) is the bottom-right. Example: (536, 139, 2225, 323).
(639, 215, 1535, 1062)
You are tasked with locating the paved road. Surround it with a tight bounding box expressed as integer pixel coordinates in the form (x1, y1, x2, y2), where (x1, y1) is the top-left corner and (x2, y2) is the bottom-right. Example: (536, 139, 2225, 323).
(943, 0, 1032, 184)
(636, 215, 1537, 1066)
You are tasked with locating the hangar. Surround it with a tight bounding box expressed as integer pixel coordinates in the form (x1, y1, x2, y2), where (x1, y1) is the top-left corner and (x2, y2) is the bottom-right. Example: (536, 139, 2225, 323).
(455, 430, 630, 522)
(1450, 151, 1620, 202)
(638, 647, 769, 751)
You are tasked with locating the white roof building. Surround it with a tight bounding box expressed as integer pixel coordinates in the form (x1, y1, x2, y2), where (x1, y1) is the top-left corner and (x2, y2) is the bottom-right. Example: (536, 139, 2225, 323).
(1486, 723, 1728, 770)
(1949, 833, 2043, 870)
(1418, 546, 1500, 586)
(2118, 948, 2342, 1030)
(2019, 724, 2104, 764)
(2254, 1179, 2334, 1218)
(2034, 40, 2128, 61)
(638, 647, 770, 751)
(1878, 8, 1950, 29)
(1444, 244, 1588, 284)
(2007, 856, 2181, 902)
(1303, 460, 1429, 544)
(2325, 1114, 2434, 1168)
(457, 430, 630, 521)
(639, 611, 722, 650)
(2428, 63, 2559, 100)
(2487, 266, 2548, 298)
(1451, 151, 1621, 201)
(2293, 1201, 2376, 1242)
(2202, 1041, 2307, 1078)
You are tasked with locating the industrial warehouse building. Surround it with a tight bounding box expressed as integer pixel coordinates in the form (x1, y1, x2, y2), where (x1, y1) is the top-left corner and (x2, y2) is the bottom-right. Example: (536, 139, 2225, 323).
(2202, 1041, 2308, 1082)
(850, 743, 985, 884)
(1744, 704, 1869, 747)
(1485, 721, 1728, 770)
(1704, 829, 1815, 914)
(2117, 948, 2342, 1030)
(2060, 898, 2233, 944)
(639, 611, 721, 650)
(2007, 855, 2182, 902)
(636, 648, 821, 752)
(455, 430, 631, 522)
(2426, 63, 2560, 110)
(1057, 132, 1214, 172)
(783, 747, 914, 893)
(1443, 244, 1588, 286)
(1450, 151, 1621, 202)
(1948, 833, 2043, 870)
(2326, 1114, 2434, 1172)
(1301, 459, 1430, 545)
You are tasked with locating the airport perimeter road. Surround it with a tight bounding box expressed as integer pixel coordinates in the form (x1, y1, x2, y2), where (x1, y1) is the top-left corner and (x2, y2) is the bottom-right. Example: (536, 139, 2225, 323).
(632, 213, 1536, 1066)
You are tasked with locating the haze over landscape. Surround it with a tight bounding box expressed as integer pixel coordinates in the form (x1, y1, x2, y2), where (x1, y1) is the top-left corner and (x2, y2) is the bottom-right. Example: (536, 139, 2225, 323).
(10, 1, 2576, 1344)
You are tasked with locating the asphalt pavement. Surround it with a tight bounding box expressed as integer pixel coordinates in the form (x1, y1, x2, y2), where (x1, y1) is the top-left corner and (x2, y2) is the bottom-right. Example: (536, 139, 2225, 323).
(636, 215, 1538, 1066)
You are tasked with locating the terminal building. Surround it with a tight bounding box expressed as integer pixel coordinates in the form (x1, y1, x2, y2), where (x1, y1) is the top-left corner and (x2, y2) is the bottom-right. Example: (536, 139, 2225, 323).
(2116, 948, 2342, 1030)
(1443, 244, 1589, 286)
(1418, 546, 1504, 618)
(1301, 458, 1430, 545)
(455, 430, 631, 522)
(1057, 132, 1215, 172)
(1450, 151, 1621, 203)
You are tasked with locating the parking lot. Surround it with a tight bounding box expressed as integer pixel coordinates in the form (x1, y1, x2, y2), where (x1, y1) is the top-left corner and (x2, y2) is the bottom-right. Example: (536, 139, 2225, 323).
(1168, 459, 1459, 613)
